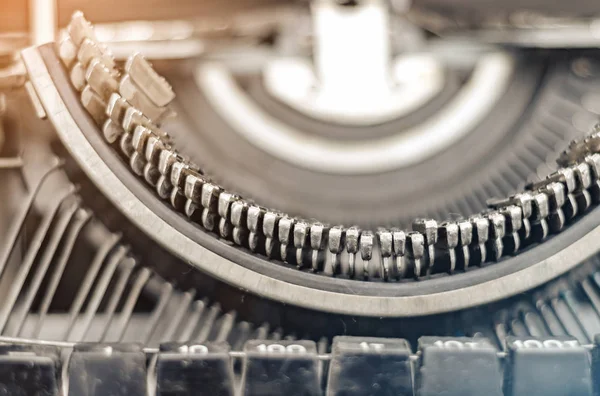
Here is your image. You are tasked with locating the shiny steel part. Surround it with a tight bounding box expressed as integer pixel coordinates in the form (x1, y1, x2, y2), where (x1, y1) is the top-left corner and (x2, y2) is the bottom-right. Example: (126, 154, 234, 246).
(45, 15, 600, 278)
(28, 13, 600, 282)
(18, 12, 600, 316)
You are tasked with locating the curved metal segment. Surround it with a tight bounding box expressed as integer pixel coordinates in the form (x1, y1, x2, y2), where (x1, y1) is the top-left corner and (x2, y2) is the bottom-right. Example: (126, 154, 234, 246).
(21, 43, 600, 317)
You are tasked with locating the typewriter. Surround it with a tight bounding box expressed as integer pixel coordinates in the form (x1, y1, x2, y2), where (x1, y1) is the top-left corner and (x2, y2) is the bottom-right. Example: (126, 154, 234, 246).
(2, 0, 600, 394)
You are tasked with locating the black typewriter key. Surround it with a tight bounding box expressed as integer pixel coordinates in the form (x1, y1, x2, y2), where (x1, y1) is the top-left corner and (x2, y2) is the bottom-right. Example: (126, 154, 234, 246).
(157, 342, 234, 396)
(416, 337, 502, 396)
(68, 343, 147, 396)
(326, 336, 413, 396)
(241, 339, 321, 396)
(0, 345, 60, 396)
(504, 337, 592, 396)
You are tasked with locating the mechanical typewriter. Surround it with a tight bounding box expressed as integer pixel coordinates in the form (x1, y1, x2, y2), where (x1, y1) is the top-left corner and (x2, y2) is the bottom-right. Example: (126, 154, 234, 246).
(3, 0, 600, 394)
